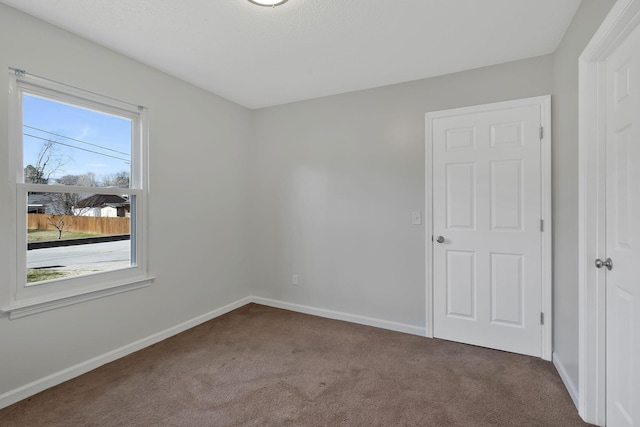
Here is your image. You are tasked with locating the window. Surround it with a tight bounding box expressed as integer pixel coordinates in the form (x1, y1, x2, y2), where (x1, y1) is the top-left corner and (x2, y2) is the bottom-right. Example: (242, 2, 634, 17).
(4, 69, 152, 318)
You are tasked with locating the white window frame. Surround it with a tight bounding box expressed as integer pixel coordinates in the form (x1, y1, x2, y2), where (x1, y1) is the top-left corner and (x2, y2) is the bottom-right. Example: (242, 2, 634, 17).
(2, 69, 153, 319)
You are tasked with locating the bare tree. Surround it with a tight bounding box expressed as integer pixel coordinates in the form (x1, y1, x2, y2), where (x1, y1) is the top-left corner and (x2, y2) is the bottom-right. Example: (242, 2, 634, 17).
(46, 193, 75, 239)
(47, 214, 72, 240)
(49, 192, 78, 215)
(24, 139, 75, 239)
(24, 139, 68, 184)
(36, 173, 94, 240)
(101, 171, 130, 188)
(57, 172, 99, 187)
(45, 193, 94, 239)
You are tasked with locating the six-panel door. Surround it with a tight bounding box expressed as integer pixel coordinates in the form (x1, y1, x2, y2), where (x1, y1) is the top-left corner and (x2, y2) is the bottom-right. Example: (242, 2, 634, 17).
(432, 105, 543, 357)
(605, 20, 640, 427)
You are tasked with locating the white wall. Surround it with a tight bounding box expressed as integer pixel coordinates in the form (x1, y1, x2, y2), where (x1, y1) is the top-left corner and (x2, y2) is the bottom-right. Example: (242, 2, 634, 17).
(0, 4, 252, 397)
(551, 0, 615, 392)
(248, 56, 554, 328)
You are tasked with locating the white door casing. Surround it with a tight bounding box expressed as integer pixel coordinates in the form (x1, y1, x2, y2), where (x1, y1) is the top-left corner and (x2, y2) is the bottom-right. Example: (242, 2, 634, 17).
(579, 1, 640, 425)
(425, 96, 552, 361)
(604, 18, 640, 427)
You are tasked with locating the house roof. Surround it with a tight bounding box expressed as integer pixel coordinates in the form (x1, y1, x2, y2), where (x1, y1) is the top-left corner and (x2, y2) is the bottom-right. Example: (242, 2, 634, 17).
(27, 193, 51, 205)
(76, 195, 130, 209)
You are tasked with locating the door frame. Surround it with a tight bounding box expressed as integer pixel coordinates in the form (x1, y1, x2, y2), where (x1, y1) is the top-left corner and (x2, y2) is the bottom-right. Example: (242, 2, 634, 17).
(578, 0, 640, 424)
(424, 96, 553, 361)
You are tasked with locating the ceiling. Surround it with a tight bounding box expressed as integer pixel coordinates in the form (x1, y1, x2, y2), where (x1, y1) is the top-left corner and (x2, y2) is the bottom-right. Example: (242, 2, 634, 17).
(1, 0, 583, 109)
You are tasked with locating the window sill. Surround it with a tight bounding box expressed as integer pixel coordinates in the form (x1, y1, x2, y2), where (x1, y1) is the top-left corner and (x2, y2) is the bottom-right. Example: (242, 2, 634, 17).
(1, 275, 155, 319)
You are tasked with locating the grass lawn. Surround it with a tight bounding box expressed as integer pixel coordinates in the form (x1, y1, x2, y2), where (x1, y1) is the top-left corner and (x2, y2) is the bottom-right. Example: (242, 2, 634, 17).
(28, 229, 102, 242)
(27, 269, 70, 283)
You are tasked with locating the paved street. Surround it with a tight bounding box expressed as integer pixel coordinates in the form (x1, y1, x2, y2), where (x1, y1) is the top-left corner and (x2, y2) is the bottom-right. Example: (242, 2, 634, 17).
(27, 240, 131, 273)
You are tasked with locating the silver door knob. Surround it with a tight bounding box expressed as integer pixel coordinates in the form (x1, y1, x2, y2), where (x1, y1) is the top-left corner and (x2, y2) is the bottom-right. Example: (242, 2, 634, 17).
(436, 236, 445, 244)
(595, 258, 613, 271)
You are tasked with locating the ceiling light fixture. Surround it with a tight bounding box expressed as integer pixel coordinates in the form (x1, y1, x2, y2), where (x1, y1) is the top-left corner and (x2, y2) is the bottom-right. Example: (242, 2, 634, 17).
(248, 0, 288, 7)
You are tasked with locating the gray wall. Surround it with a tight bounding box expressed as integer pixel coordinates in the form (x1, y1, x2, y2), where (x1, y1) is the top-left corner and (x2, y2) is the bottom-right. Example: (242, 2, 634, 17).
(0, 4, 252, 396)
(247, 0, 614, 396)
(0, 0, 615, 406)
(551, 0, 615, 391)
(249, 56, 554, 328)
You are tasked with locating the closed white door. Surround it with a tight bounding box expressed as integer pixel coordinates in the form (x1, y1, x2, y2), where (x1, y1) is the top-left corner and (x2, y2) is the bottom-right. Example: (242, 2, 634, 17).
(605, 20, 640, 427)
(429, 99, 548, 358)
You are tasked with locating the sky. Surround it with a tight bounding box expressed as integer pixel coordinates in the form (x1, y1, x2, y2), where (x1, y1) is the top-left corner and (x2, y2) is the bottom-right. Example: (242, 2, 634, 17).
(22, 93, 132, 183)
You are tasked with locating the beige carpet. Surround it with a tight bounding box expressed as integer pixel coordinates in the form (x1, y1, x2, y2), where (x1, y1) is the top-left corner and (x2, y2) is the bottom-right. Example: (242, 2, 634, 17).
(0, 303, 588, 426)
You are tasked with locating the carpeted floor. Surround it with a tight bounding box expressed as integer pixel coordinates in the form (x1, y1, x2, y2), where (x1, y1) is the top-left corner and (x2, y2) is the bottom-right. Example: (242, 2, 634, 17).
(0, 303, 588, 426)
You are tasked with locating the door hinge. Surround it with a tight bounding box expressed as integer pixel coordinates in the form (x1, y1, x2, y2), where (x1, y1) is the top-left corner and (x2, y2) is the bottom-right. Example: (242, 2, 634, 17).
(539, 126, 544, 140)
(540, 312, 545, 325)
(540, 219, 544, 232)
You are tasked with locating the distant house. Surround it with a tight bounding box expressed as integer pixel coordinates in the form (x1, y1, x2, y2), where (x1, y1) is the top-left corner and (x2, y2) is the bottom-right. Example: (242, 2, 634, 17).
(74, 195, 130, 218)
(27, 193, 49, 214)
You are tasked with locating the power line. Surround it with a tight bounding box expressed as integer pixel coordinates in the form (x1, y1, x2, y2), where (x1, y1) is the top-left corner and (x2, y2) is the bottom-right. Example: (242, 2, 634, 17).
(24, 125, 131, 157)
(24, 133, 131, 164)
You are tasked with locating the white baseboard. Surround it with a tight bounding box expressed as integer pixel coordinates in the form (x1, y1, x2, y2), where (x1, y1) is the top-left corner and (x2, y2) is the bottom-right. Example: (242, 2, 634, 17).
(0, 296, 252, 410)
(553, 351, 579, 409)
(251, 296, 426, 337)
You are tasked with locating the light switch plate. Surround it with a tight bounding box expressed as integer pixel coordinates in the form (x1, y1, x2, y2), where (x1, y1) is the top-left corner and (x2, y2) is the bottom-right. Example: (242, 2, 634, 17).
(411, 211, 422, 225)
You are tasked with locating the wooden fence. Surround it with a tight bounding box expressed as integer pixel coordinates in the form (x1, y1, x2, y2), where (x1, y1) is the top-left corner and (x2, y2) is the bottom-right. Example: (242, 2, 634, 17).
(28, 213, 130, 235)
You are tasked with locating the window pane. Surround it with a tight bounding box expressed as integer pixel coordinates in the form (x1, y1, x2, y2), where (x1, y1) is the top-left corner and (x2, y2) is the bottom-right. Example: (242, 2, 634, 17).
(27, 191, 132, 285)
(23, 94, 131, 188)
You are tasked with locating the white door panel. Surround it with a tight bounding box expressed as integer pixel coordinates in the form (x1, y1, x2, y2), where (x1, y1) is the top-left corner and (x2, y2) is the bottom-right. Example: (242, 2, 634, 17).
(605, 21, 640, 427)
(431, 103, 544, 358)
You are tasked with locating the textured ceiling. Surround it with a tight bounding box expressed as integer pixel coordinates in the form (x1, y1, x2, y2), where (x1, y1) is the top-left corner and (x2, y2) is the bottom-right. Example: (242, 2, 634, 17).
(0, 0, 582, 109)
